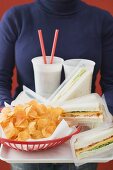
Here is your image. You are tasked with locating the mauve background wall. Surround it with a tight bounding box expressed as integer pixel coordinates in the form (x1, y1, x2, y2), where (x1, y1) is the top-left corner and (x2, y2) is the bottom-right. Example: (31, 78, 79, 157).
(0, 0, 113, 170)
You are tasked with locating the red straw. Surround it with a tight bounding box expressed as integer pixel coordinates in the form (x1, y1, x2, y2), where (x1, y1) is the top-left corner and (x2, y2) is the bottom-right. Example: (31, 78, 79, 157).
(38, 30, 47, 64)
(50, 29, 59, 64)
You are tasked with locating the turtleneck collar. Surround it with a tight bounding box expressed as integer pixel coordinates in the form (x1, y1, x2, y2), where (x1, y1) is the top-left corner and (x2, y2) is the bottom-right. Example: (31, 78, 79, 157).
(38, 0, 83, 16)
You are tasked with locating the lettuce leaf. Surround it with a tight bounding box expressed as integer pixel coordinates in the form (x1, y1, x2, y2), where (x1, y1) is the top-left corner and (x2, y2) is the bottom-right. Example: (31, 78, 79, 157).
(89, 141, 113, 151)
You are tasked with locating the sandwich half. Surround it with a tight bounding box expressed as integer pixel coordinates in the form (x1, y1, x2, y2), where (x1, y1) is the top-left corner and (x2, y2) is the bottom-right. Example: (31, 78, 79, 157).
(61, 94, 104, 123)
(48, 66, 92, 105)
(74, 127, 113, 159)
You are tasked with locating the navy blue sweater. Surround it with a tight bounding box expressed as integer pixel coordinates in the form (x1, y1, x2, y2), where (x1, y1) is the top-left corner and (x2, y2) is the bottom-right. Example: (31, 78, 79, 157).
(0, 0, 113, 114)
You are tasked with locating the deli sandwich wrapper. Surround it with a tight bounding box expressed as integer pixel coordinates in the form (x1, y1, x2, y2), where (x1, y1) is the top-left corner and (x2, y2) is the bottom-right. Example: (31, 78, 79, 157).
(70, 123, 113, 166)
(60, 93, 112, 128)
(47, 65, 93, 105)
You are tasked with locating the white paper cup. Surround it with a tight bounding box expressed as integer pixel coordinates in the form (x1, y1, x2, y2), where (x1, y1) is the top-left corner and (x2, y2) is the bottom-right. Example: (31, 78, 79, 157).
(32, 56, 64, 98)
(63, 59, 95, 79)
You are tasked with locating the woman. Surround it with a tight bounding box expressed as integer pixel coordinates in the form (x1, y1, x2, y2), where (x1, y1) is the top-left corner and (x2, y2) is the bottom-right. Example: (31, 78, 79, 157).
(0, 0, 113, 170)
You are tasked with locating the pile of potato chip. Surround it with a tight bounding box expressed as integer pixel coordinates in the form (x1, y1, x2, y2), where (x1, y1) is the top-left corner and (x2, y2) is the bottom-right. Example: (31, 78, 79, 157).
(0, 100, 64, 141)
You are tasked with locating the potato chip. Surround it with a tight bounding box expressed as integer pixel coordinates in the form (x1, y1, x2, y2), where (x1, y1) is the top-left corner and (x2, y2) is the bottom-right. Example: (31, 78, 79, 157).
(13, 108, 27, 127)
(17, 130, 30, 141)
(51, 107, 63, 118)
(37, 104, 48, 116)
(0, 110, 15, 127)
(1, 107, 11, 114)
(42, 126, 56, 138)
(31, 130, 43, 139)
(23, 103, 30, 110)
(0, 113, 10, 128)
(28, 100, 40, 111)
(15, 119, 28, 129)
(37, 118, 51, 130)
(14, 105, 24, 111)
(0, 113, 8, 123)
(25, 106, 38, 119)
(4, 122, 19, 139)
(28, 121, 37, 135)
(7, 111, 15, 118)
(47, 107, 63, 119)
(25, 106, 32, 114)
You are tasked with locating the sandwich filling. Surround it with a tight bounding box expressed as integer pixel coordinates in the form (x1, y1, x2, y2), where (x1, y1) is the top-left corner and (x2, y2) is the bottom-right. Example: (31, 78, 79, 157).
(75, 135, 113, 158)
(61, 111, 103, 117)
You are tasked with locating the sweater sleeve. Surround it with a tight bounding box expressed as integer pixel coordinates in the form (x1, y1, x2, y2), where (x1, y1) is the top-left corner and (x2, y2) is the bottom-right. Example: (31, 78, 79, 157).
(0, 8, 19, 107)
(100, 11, 113, 115)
